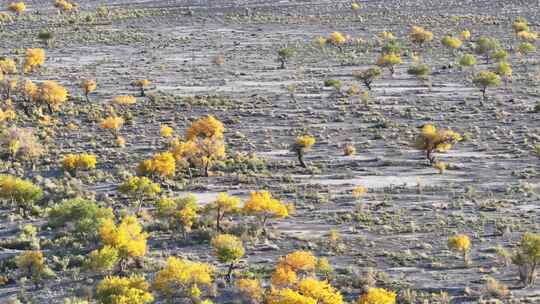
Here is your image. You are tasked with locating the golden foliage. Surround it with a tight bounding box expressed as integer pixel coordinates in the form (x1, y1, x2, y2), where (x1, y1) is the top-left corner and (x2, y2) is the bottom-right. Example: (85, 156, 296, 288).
(243, 190, 289, 224)
(24, 48, 45, 73)
(82, 79, 97, 95)
(211, 234, 245, 264)
(96, 275, 154, 304)
(86, 246, 119, 272)
(100, 116, 124, 133)
(448, 234, 471, 253)
(328, 32, 347, 46)
(343, 144, 356, 156)
(119, 176, 161, 198)
(433, 162, 447, 174)
(160, 124, 173, 138)
(297, 278, 343, 304)
(295, 135, 316, 150)
(413, 124, 462, 163)
(238, 278, 264, 303)
(461, 30, 471, 41)
(352, 186, 367, 198)
(113, 95, 136, 106)
(155, 195, 199, 233)
(0, 58, 17, 75)
(357, 288, 396, 304)
(153, 256, 213, 299)
(62, 153, 97, 172)
(99, 216, 148, 260)
(54, 0, 78, 12)
(16, 250, 51, 281)
(410, 26, 433, 45)
(137, 151, 176, 178)
(8, 2, 26, 14)
(268, 288, 317, 304)
(37, 80, 68, 111)
(186, 115, 224, 140)
(441, 36, 462, 50)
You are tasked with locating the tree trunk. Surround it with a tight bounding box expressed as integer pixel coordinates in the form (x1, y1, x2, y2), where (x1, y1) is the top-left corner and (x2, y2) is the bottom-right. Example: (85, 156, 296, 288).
(297, 150, 306, 168)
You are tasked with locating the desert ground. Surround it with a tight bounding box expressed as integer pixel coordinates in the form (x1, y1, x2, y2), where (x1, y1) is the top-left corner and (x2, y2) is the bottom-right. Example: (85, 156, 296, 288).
(0, 0, 539, 303)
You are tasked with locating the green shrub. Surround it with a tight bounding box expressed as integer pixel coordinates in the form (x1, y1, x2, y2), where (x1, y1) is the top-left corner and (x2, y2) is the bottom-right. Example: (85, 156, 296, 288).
(48, 198, 114, 241)
(512, 233, 540, 286)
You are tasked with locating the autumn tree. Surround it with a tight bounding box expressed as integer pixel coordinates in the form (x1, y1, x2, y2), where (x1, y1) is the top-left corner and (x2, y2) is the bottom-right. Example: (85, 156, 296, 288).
(98, 216, 148, 272)
(23, 48, 45, 73)
(292, 135, 315, 168)
(155, 195, 199, 237)
(459, 54, 476, 73)
(118, 176, 161, 212)
(409, 25, 433, 49)
(328, 32, 347, 50)
(472, 70, 501, 103)
(81, 79, 96, 102)
(357, 288, 396, 304)
(95, 275, 154, 304)
(8, 2, 26, 15)
(242, 190, 289, 233)
(0, 175, 43, 216)
(0, 127, 44, 163)
(413, 124, 462, 164)
(448, 234, 472, 266)
(495, 61, 512, 87)
(376, 53, 402, 76)
(16, 251, 54, 287)
(153, 256, 214, 303)
(37, 80, 68, 113)
(100, 115, 124, 138)
(132, 79, 151, 97)
(441, 36, 462, 54)
(137, 151, 176, 179)
(512, 232, 540, 286)
(474, 36, 500, 63)
(171, 115, 225, 177)
(205, 192, 240, 232)
(237, 278, 264, 304)
(211, 234, 245, 282)
(353, 67, 381, 91)
(277, 47, 296, 69)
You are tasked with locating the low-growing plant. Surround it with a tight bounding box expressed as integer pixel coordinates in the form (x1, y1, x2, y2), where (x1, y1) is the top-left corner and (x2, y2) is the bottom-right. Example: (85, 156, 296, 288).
(0, 175, 43, 216)
(410, 25, 433, 48)
(48, 198, 114, 241)
(441, 36, 462, 53)
(0, 127, 44, 162)
(118, 176, 161, 212)
(155, 195, 199, 237)
(8, 2, 26, 15)
(62, 153, 97, 173)
(406, 64, 431, 80)
(16, 251, 54, 287)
